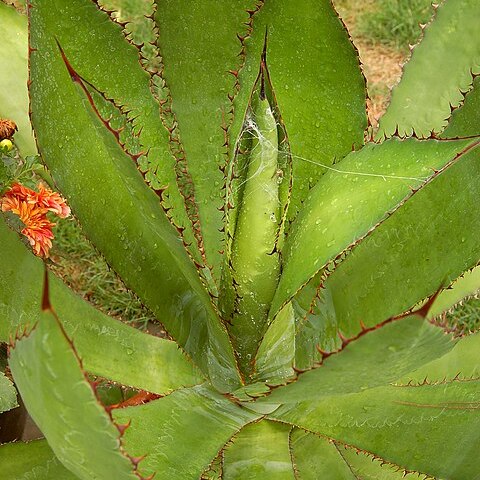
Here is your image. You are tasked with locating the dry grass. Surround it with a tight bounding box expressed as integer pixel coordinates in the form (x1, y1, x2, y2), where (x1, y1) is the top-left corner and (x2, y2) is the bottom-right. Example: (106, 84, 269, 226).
(358, 42, 405, 128)
(50, 218, 156, 331)
(335, 0, 407, 128)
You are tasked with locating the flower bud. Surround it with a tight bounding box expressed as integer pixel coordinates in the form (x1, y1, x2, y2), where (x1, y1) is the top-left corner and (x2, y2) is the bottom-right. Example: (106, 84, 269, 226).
(0, 139, 13, 152)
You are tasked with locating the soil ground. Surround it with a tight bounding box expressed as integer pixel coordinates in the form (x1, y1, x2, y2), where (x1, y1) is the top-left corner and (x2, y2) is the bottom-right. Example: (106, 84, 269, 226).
(335, 1, 407, 128)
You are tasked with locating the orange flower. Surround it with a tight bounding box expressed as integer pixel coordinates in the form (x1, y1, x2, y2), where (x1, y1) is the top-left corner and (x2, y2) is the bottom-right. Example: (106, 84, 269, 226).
(1, 183, 70, 258)
(37, 184, 71, 218)
(5, 183, 35, 201)
(22, 223, 55, 258)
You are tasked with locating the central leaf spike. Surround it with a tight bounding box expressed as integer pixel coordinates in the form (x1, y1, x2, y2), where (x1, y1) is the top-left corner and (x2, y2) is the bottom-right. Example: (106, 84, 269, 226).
(223, 32, 292, 380)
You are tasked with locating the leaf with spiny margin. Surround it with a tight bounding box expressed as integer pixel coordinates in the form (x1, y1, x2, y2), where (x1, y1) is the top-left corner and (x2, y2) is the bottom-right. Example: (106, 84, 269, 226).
(0, 2, 36, 156)
(0, 216, 203, 394)
(29, 0, 199, 261)
(29, 1, 241, 391)
(339, 445, 430, 480)
(251, 272, 340, 384)
(291, 277, 339, 371)
(441, 76, 480, 139)
(223, 420, 295, 480)
(261, 317, 456, 406)
(271, 137, 477, 318)
(200, 453, 223, 480)
(29, 0, 152, 143)
(229, 0, 367, 226)
(396, 329, 480, 386)
(290, 430, 357, 479)
(427, 265, 480, 320)
(100, 0, 155, 48)
(8, 309, 139, 480)
(0, 439, 78, 479)
(112, 385, 260, 479)
(152, 0, 258, 282)
(325, 140, 480, 336)
(0, 371, 17, 414)
(272, 382, 480, 480)
(262, 317, 480, 479)
(292, 429, 441, 479)
(378, 0, 480, 138)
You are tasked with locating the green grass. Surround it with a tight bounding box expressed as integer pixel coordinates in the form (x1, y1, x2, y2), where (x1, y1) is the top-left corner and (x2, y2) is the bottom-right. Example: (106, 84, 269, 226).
(361, 0, 433, 51)
(50, 218, 155, 330)
(445, 297, 480, 334)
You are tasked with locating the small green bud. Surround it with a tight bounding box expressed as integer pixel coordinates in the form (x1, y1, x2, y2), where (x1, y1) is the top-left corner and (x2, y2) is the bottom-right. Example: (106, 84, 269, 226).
(0, 139, 13, 152)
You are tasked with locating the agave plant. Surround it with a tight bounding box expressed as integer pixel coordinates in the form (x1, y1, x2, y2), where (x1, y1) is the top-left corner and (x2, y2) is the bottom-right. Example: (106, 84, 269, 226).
(0, 0, 480, 478)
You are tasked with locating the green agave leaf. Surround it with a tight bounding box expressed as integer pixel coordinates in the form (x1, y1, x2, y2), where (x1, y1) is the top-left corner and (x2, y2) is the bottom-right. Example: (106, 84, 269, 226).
(263, 317, 456, 405)
(112, 384, 260, 479)
(0, 440, 77, 480)
(9, 309, 138, 480)
(378, 0, 480, 138)
(292, 431, 436, 480)
(396, 329, 480, 386)
(291, 277, 339, 371)
(326, 140, 480, 335)
(229, 0, 367, 224)
(29, 0, 197, 257)
(152, 0, 258, 280)
(264, 318, 480, 479)
(201, 454, 223, 480)
(427, 265, 480, 320)
(0, 217, 203, 394)
(255, 273, 339, 380)
(272, 137, 477, 317)
(230, 382, 271, 405)
(339, 445, 430, 480)
(99, 0, 155, 48)
(223, 420, 295, 480)
(290, 430, 357, 479)
(227, 57, 284, 377)
(0, 370, 17, 414)
(29, 0, 240, 390)
(273, 382, 480, 480)
(29, 0, 136, 102)
(254, 303, 295, 384)
(442, 76, 480, 139)
(0, 2, 36, 156)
